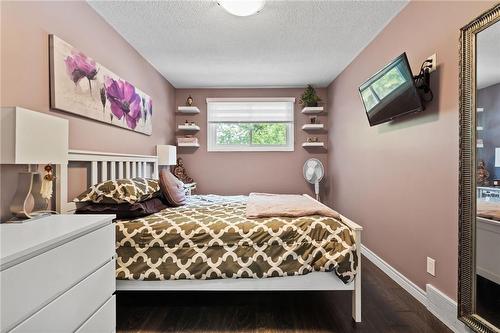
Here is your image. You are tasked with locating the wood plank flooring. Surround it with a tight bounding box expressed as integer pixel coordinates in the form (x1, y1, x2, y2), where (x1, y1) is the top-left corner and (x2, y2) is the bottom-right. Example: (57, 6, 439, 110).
(116, 256, 451, 333)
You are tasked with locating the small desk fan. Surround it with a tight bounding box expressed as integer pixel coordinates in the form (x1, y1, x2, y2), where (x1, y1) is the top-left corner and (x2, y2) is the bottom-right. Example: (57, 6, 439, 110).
(303, 158, 324, 201)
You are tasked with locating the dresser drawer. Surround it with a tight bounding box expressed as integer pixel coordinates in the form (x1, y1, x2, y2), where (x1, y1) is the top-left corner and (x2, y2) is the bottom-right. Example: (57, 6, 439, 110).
(1, 223, 114, 332)
(76, 295, 116, 333)
(11, 260, 115, 333)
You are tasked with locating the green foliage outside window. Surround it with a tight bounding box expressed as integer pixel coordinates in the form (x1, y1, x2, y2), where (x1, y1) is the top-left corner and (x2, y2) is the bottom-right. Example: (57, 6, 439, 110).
(216, 123, 287, 146)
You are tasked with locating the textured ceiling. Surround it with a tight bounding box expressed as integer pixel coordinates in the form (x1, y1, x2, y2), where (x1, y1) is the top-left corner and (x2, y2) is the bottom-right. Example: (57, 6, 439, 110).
(477, 21, 500, 90)
(89, 0, 408, 88)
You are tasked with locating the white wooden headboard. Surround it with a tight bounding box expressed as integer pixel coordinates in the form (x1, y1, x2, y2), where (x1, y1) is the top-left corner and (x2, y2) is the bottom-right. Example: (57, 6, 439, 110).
(56, 149, 158, 213)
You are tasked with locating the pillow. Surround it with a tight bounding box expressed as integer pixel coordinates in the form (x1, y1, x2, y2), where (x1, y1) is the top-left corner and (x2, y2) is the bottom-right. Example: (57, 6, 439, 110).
(75, 197, 168, 219)
(159, 169, 186, 206)
(74, 177, 160, 204)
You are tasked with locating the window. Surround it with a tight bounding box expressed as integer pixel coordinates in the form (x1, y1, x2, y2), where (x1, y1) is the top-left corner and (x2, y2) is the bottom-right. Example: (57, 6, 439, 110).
(207, 98, 295, 152)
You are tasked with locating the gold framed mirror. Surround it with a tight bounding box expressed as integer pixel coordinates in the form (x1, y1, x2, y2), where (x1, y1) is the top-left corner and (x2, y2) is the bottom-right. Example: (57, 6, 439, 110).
(459, 4, 500, 333)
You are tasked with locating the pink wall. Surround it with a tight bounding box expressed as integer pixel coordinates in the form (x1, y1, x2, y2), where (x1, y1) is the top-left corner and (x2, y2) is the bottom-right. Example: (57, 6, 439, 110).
(327, 1, 496, 300)
(0, 1, 176, 221)
(176, 89, 328, 197)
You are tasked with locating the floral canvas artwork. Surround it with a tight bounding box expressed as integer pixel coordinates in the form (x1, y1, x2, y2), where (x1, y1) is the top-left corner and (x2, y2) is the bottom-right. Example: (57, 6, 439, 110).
(49, 35, 153, 135)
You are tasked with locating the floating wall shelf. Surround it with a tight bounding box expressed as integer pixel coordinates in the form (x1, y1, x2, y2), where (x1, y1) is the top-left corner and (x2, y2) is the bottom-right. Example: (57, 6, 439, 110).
(177, 142, 200, 148)
(178, 124, 200, 131)
(302, 124, 324, 130)
(302, 142, 325, 148)
(177, 106, 200, 114)
(301, 106, 324, 114)
(477, 107, 484, 113)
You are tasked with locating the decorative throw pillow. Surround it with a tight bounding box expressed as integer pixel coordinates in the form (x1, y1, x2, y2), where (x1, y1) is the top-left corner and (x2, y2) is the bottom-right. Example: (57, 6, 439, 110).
(75, 197, 168, 219)
(159, 169, 186, 206)
(74, 178, 160, 204)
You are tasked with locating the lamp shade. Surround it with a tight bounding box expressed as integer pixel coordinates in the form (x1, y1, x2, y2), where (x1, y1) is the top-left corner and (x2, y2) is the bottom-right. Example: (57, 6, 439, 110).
(156, 145, 177, 165)
(1, 107, 69, 164)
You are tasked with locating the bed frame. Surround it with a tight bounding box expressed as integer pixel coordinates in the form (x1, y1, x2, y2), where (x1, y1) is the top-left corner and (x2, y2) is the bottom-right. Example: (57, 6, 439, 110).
(56, 149, 363, 322)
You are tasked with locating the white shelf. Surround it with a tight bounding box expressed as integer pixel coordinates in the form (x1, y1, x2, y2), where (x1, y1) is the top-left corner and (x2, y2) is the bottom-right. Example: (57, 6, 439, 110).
(178, 124, 200, 131)
(302, 124, 325, 130)
(477, 108, 484, 113)
(177, 142, 200, 148)
(301, 106, 324, 114)
(302, 142, 325, 147)
(477, 126, 484, 131)
(177, 106, 200, 114)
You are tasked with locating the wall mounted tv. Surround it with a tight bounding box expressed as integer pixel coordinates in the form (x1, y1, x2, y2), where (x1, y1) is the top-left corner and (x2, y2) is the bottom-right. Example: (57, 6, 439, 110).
(359, 53, 424, 126)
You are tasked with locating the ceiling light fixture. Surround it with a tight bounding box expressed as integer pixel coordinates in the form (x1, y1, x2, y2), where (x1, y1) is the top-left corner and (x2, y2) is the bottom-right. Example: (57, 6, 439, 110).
(217, 0, 266, 17)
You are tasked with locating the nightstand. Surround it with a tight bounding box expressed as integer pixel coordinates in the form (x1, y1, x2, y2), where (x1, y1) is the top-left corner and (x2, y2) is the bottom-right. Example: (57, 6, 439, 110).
(0, 214, 116, 332)
(183, 182, 197, 196)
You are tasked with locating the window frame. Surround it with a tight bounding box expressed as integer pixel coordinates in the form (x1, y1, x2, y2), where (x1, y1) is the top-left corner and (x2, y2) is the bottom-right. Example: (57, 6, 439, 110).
(206, 98, 295, 152)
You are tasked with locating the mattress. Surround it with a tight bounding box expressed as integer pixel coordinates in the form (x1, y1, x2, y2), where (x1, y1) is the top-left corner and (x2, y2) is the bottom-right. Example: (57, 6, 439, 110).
(115, 195, 358, 283)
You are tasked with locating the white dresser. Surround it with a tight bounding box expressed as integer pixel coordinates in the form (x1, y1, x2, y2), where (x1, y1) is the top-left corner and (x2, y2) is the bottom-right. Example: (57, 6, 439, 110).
(0, 215, 116, 333)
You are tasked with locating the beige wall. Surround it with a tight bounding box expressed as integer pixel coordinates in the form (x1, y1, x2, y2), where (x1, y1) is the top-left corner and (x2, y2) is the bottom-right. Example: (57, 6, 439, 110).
(176, 88, 328, 197)
(0, 1, 176, 221)
(327, 1, 496, 300)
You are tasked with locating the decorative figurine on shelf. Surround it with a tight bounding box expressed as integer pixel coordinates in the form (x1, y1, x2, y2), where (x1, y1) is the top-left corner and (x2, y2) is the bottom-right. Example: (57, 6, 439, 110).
(173, 157, 194, 184)
(307, 137, 319, 143)
(310, 116, 317, 124)
(477, 159, 491, 186)
(186, 95, 194, 106)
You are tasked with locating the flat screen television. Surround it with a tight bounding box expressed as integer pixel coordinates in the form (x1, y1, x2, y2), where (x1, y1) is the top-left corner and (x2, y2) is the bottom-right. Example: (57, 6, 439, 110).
(359, 53, 423, 126)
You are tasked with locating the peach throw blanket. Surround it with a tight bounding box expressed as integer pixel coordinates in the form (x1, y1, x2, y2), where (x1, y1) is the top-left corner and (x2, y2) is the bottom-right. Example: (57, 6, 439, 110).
(246, 193, 340, 219)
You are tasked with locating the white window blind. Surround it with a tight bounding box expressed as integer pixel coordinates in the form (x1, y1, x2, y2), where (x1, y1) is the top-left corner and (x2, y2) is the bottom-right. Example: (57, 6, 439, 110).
(207, 100, 294, 123)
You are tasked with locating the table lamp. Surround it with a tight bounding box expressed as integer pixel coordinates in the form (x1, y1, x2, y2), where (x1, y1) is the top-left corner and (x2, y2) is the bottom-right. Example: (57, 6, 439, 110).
(1, 107, 68, 219)
(156, 144, 177, 167)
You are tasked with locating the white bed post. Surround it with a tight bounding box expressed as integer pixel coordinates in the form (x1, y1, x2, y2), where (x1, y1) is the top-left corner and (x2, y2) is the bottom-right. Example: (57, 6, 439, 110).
(352, 228, 362, 323)
(302, 195, 363, 323)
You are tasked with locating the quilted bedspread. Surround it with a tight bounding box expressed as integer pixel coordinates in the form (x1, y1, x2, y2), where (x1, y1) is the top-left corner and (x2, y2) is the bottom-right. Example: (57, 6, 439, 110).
(115, 195, 358, 283)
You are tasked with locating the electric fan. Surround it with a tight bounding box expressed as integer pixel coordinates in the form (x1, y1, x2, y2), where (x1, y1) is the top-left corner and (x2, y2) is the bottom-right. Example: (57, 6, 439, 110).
(303, 158, 324, 201)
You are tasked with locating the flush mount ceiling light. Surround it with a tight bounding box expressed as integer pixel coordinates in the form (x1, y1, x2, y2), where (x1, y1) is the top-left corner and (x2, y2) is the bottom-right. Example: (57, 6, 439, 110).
(217, 0, 266, 17)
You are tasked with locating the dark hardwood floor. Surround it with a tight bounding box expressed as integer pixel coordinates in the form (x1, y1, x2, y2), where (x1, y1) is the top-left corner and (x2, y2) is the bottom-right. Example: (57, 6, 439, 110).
(116, 256, 451, 333)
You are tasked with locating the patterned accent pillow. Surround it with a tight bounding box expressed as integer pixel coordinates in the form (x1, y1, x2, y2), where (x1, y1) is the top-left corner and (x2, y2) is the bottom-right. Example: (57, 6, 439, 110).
(74, 178, 160, 204)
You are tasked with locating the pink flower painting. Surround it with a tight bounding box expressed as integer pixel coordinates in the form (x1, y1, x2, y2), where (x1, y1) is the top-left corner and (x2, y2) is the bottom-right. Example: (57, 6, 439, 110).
(64, 50, 98, 92)
(50, 35, 152, 135)
(104, 77, 142, 129)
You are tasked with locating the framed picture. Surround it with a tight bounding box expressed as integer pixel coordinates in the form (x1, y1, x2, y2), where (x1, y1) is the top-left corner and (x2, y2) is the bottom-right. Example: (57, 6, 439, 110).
(49, 35, 153, 135)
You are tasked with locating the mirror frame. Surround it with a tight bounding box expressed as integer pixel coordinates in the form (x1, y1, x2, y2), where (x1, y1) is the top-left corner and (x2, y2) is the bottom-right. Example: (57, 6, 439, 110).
(459, 4, 500, 333)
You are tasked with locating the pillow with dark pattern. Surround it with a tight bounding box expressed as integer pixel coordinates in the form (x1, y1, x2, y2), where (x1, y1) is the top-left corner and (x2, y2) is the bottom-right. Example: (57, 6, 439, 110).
(74, 178, 160, 204)
(75, 197, 168, 219)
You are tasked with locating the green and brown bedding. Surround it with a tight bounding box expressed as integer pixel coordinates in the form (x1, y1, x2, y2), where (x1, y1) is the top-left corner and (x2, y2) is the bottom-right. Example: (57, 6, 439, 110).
(115, 195, 358, 283)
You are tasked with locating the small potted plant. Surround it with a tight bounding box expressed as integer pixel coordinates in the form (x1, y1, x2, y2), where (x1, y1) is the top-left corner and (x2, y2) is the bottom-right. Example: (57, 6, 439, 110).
(299, 84, 321, 107)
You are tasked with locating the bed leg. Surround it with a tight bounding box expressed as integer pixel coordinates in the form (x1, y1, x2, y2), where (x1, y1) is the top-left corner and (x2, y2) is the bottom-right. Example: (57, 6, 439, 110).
(352, 229, 361, 323)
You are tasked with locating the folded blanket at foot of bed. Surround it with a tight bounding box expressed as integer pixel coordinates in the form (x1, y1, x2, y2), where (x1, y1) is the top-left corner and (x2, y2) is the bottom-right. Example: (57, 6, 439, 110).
(245, 193, 340, 219)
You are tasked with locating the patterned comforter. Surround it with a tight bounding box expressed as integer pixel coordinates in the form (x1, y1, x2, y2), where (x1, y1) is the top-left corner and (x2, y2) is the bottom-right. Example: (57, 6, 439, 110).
(115, 195, 358, 283)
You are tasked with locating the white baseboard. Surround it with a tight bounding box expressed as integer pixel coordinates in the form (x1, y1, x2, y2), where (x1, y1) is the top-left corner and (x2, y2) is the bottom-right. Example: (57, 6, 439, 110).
(361, 245, 472, 333)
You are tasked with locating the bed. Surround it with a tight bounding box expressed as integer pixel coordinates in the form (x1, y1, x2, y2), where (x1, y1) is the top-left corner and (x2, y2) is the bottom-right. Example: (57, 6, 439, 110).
(56, 149, 363, 322)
